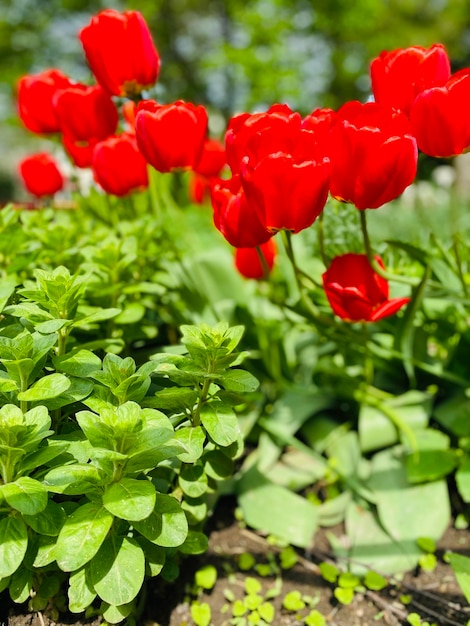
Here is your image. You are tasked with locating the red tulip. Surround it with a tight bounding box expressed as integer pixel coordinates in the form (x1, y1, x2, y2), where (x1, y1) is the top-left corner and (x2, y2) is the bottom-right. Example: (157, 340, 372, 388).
(79, 9, 160, 97)
(371, 44, 450, 117)
(135, 99, 208, 173)
(53, 84, 118, 143)
(122, 100, 137, 132)
(17, 69, 74, 134)
(240, 152, 330, 234)
(235, 239, 277, 280)
(189, 139, 226, 204)
(92, 133, 148, 196)
(194, 139, 226, 177)
(301, 108, 337, 158)
(329, 101, 417, 210)
(62, 136, 98, 169)
(322, 254, 410, 322)
(211, 175, 273, 248)
(225, 104, 302, 174)
(410, 69, 470, 157)
(18, 153, 65, 198)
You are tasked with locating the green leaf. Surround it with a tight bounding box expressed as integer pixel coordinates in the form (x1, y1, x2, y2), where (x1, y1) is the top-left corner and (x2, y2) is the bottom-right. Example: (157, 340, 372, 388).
(237, 467, 318, 549)
(148, 387, 198, 412)
(363, 571, 387, 591)
(190, 601, 211, 626)
(89, 536, 145, 606)
(174, 425, 206, 463)
(0, 277, 16, 313)
(334, 587, 354, 605)
(0, 516, 28, 578)
(103, 479, 156, 522)
(179, 530, 209, 555)
(195, 564, 217, 590)
(52, 349, 102, 377)
(17, 373, 71, 401)
(1, 477, 48, 515)
(456, 457, 470, 503)
(178, 463, 208, 498)
(56, 502, 114, 571)
(23, 500, 66, 536)
(72, 307, 121, 328)
(200, 401, 240, 447)
(44, 464, 102, 495)
(9, 567, 33, 603)
(137, 537, 166, 577)
(218, 369, 259, 393)
(406, 429, 456, 483)
(68, 567, 97, 613)
(102, 601, 135, 624)
(447, 552, 470, 602)
(133, 494, 188, 547)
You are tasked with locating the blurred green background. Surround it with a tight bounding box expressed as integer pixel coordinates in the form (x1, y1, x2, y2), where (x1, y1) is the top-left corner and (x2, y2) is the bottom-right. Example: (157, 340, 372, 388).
(2, 0, 470, 199)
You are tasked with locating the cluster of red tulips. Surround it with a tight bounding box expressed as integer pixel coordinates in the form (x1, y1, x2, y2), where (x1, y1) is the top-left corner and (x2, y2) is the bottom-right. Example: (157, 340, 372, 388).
(15, 9, 463, 322)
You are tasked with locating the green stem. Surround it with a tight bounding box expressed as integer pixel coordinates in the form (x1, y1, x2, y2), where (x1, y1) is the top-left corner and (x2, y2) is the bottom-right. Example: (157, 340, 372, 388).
(316, 210, 329, 267)
(255, 245, 270, 280)
(281, 230, 321, 319)
(452, 233, 468, 297)
(192, 376, 212, 427)
(359, 210, 419, 286)
(362, 323, 374, 386)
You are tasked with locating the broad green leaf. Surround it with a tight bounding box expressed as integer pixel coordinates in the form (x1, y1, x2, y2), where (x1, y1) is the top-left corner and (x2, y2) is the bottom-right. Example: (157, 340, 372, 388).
(179, 530, 209, 555)
(204, 450, 234, 481)
(0, 277, 16, 313)
(1, 477, 48, 515)
(178, 463, 208, 498)
(72, 307, 121, 328)
(103, 479, 156, 522)
(89, 536, 145, 606)
(148, 387, 198, 412)
(44, 464, 101, 495)
(17, 373, 71, 401)
(433, 391, 470, 437)
(56, 502, 114, 571)
(200, 402, 240, 447)
(0, 377, 18, 392)
(448, 552, 470, 602)
(68, 568, 97, 613)
(137, 537, 166, 577)
(406, 429, 457, 483)
(32, 535, 57, 567)
(23, 501, 66, 536)
(218, 369, 259, 393)
(102, 601, 135, 624)
(237, 467, 318, 549)
(133, 494, 188, 547)
(0, 516, 28, 578)
(369, 447, 450, 544)
(174, 425, 206, 463)
(456, 457, 470, 503)
(53, 349, 102, 378)
(9, 567, 33, 603)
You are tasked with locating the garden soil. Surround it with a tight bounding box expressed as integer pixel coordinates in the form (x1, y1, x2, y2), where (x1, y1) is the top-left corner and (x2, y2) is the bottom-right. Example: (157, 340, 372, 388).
(3, 498, 470, 626)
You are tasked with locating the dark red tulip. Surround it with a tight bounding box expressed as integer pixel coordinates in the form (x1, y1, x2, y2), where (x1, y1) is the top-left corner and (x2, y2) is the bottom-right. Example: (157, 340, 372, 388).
(18, 153, 65, 198)
(53, 84, 118, 143)
(211, 175, 273, 248)
(371, 44, 451, 117)
(17, 69, 74, 134)
(79, 9, 160, 97)
(92, 133, 148, 196)
(135, 99, 208, 173)
(322, 253, 410, 322)
(235, 239, 277, 280)
(410, 69, 470, 157)
(329, 101, 417, 210)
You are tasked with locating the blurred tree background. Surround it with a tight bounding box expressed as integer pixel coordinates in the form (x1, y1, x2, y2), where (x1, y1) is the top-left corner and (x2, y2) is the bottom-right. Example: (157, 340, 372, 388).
(1, 0, 470, 198)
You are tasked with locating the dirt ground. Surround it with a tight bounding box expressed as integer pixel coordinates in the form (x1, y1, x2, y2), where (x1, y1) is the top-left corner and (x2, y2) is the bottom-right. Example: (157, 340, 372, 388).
(3, 498, 470, 626)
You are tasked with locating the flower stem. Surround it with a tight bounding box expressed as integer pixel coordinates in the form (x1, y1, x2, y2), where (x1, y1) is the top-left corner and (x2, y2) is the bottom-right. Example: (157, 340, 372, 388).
(359, 209, 419, 286)
(255, 245, 270, 280)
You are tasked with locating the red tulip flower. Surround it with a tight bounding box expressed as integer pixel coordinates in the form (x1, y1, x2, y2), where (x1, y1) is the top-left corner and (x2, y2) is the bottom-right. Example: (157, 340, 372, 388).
(79, 9, 160, 97)
(371, 44, 451, 117)
(53, 84, 119, 143)
(62, 136, 98, 169)
(322, 254, 410, 322)
(301, 107, 337, 158)
(135, 99, 208, 173)
(410, 69, 470, 157)
(189, 139, 226, 204)
(211, 175, 273, 248)
(18, 153, 65, 198)
(92, 133, 148, 196)
(329, 101, 417, 210)
(225, 104, 302, 174)
(235, 239, 277, 280)
(17, 69, 74, 134)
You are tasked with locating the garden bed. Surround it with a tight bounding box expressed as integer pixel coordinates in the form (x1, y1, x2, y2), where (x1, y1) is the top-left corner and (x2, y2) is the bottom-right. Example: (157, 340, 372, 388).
(4, 498, 470, 626)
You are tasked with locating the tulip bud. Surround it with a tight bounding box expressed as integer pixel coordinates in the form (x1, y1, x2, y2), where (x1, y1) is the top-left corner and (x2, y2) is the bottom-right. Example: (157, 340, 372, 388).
(92, 133, 149, 196)
(18, 153, 65, 198)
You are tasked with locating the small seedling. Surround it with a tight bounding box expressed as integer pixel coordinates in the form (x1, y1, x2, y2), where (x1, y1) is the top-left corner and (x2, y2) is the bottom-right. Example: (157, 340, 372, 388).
(191, 601, 212, 626)
(416, 537, 437, 572)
